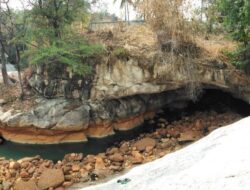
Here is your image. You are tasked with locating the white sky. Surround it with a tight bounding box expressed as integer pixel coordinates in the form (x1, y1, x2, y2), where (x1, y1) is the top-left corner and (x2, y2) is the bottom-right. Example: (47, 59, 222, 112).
(7, 0, 202, 20)
(7, 0, 137, 19)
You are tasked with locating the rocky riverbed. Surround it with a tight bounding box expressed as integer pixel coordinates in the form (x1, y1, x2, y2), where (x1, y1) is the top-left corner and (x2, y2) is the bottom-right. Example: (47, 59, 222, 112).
(0, 111, 241, 190)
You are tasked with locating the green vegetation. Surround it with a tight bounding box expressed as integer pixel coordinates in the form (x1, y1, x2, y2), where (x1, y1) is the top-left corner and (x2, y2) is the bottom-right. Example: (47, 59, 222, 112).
(22, 0, 104, 76)
(1, 0, 250, 101)
(24, 37, 104, 76)
(217, 0, 250, 72)
(112, 47, 130, 59)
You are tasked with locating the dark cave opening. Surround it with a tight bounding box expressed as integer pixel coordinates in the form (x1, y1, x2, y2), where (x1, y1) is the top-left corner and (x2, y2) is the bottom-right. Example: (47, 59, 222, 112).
(1, 89, 250, 161)
(155, 89, 250, 123)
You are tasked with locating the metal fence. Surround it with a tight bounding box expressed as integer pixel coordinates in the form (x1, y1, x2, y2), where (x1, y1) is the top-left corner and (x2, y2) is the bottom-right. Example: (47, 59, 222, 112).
(89, 20, 145, 31)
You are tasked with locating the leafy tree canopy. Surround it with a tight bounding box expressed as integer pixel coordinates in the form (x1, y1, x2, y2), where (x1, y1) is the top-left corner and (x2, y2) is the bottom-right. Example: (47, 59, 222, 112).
(218, 0, 250, 45)
(22, 0, 104, 76)
(217, 0, 250, 72)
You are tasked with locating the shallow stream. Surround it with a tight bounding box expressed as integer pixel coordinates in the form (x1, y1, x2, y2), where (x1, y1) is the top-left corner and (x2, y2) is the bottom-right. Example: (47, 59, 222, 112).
(0, 124, 155, 161)
(1, 89, 250, 161)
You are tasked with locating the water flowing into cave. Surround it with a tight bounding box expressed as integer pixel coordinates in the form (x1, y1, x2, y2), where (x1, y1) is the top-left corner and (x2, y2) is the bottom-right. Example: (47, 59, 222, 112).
(0, 89, 250, 161)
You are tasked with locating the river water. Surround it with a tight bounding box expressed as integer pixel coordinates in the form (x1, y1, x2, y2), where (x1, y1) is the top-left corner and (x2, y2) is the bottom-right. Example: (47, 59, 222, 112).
(0, 124, 155, 161)
(1, 89, 250, 161)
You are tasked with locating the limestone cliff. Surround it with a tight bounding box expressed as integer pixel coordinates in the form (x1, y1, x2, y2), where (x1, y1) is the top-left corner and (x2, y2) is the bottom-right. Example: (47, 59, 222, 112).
(0, 26, 250, 144)
(92, 55, 250, 103)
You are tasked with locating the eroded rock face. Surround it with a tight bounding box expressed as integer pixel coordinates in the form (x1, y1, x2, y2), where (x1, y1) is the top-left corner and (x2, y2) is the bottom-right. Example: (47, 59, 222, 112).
(1, 51, 250, 144)
(0, 90, 187, 143)
(91, 57, 250, 104)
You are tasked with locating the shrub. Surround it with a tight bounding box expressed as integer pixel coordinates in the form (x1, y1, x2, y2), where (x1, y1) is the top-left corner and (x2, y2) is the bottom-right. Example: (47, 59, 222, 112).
(112, 47, 130, 60)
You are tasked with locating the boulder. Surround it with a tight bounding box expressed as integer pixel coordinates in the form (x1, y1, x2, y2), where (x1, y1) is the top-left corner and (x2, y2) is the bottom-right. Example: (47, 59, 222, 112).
(109, 153, 124, 162)
(19, 171, 29, 178)
(54, 105, 90, 131)
(37, 169, 64, 190)
(131, 151, 143, 164)
(95, 157, 106, 170)
(9, 162, 20, 170)
(2, 181, 12, 190)
(178, 131, 203, 142)
(0, 99, 6, 105)
(134, 138, 156, 151)
(72, 164, 81, 172)
(13, 179, 38, 190)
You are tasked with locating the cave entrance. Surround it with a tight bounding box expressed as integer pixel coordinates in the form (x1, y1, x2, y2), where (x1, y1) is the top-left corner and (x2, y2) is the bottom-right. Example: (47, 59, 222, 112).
(1, 89, 250, 161)
(152, 88, 250, 130)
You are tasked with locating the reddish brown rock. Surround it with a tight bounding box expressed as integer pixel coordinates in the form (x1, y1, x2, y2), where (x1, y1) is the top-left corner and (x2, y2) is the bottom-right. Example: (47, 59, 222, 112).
(2, 181, 12, 190)
(9, 162, 20, 170)
(0, 127, 87, 144)
(64, 153, 83, 162)
(95, 157, 106, 170)
(54, 187, 65, 190)
(13, 179, 38, 190)
(28, 167, 36, 174)
(19, 171, 29, 178)
(134, 138, 156, 151)
(85, 123, 114, 138)
(94, 156, 111, 179)
(145, 146, 154, 154)
(62, 166, 71, 175)
(178, 131, 203, 142)
(119, 142, 130, 153)
(131, 151, 143, 164)
(109, 165, 122, 171)
(167, 129, 180, 138)
(106, 147, 119, 155)
(113, 115, 144, 131)
(72, 164, 80, 172)
(84, 163, 93, 171)
(94, 168, 112, 179)
(20, 162, 29, 169)
(195, 119, 204, 130)
(84, 155, 96, 163)
(160, 138, 177, 149)
(62, 181, 73, 188)
(157, 128, 168, 136)
(109, 153, 124, 162)
(37, 169, 64, 190)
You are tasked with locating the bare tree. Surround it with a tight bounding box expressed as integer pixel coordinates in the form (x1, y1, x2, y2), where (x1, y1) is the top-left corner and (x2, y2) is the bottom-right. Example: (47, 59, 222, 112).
(3, 0, 25, 98)
(0, 0, 10, 86)
(0, 0, 25, 98)
(114, 0, 133, 22)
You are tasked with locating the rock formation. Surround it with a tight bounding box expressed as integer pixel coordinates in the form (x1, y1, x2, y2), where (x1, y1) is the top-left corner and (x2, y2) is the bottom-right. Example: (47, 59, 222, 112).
(1, 28, 250, 144)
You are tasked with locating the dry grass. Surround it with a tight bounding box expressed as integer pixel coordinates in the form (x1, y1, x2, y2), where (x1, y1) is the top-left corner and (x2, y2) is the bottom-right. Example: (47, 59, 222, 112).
(112, 24, 158, 57)
(137, 0, 194, 46)
(195, 35, 238, 61)
(86, 24, 159, 58)
(86, 23, 237, 64)
(0, 83, 37, 112)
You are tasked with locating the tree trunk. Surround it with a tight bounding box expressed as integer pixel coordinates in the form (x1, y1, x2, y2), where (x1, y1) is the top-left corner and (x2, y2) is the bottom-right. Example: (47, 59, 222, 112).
(124, 4, 127, 22)
(0, 45, 10, 86)
(127, 2, 130, 24)
(0, 0, 9, 86)
(15, 46, 24, 99)
(201, 0, 204, 21)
